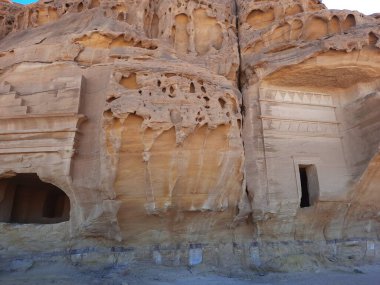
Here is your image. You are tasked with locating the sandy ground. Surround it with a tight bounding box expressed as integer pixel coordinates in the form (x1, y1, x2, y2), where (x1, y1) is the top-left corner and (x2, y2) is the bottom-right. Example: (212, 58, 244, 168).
(1, 262, 380, 285)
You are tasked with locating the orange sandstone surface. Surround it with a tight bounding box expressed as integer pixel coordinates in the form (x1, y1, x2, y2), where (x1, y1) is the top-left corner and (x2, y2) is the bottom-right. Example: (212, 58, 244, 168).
(0, 0, 379, 271)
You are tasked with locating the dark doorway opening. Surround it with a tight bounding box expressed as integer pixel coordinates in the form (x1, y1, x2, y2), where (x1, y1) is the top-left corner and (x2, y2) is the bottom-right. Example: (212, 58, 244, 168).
(0, 173, 70, 224)
(42, 187, 67, 218)
(299, 166, 310, 208)
(298, 164, 319, 208)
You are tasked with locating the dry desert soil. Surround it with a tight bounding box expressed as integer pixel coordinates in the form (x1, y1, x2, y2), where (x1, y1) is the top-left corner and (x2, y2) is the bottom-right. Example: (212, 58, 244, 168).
(1, 262, 380, 285)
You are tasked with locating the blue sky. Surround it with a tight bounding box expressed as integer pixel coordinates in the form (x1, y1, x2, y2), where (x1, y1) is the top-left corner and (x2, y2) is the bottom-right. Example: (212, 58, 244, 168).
(13, 0, 36, 4)
(10, 0, 380, 15)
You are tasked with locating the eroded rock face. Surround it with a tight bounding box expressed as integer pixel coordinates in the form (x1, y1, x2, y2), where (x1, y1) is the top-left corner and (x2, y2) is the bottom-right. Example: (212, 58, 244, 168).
(238, 0, 380, 239)
(0, 0, 379, 270)
(0, 0, 243, 247)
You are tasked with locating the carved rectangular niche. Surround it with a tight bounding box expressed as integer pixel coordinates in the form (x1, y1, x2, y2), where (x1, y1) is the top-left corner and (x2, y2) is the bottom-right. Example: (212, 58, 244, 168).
(293, 157, 321, 208)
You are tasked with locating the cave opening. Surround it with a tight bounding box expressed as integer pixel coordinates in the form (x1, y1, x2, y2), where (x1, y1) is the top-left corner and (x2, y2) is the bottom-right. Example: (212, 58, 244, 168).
(299, 165, 319, 208)
(0, 173, 70, 224)
(299, 166, 310, 208)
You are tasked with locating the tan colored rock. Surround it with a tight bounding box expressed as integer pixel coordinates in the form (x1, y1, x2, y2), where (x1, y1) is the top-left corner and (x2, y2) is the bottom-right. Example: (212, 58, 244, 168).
(0, 0, 379, 270)
(0, 0, 244, 249)
(238, 0, 380, 242)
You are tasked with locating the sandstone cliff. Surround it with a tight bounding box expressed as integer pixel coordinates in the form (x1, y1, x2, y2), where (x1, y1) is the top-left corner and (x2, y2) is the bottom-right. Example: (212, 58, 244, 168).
(0, 0, 379, 271)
